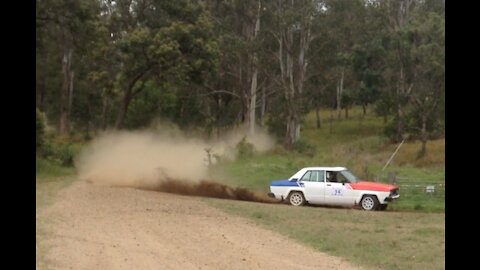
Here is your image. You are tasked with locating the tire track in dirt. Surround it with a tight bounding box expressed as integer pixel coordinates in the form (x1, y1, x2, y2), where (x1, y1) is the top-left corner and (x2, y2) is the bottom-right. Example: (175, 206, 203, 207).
(37, 180, 362, 270)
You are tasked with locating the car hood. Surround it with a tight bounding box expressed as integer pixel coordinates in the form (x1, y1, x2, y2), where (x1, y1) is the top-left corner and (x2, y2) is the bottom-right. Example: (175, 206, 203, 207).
(349, 181, 398, 192)
(270, 179, 300, 187)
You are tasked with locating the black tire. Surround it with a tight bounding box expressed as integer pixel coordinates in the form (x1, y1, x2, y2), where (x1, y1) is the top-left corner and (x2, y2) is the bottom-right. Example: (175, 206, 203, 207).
(378, 204, 388, 211)
(287, 191, 306, 206)
(360, 195, 379, 211)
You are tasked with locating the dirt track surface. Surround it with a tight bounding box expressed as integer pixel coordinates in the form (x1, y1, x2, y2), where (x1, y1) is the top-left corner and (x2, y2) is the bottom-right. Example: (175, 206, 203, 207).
(37, 180, 361, 270)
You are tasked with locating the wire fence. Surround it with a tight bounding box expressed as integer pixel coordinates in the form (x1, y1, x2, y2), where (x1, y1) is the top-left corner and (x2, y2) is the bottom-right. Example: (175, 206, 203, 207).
(375, 173, 445, 199)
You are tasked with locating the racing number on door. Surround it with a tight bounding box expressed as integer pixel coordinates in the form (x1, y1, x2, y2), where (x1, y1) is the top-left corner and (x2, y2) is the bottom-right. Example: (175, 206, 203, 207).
(331, 188, 343, 196)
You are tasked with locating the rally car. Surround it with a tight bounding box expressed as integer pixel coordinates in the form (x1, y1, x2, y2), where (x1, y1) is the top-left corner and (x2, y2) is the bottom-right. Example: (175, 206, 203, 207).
(268, 167, 399, 211)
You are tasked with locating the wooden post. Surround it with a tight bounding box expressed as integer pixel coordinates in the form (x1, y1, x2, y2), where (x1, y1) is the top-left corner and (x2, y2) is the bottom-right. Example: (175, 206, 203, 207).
(388, 171, 396, 185)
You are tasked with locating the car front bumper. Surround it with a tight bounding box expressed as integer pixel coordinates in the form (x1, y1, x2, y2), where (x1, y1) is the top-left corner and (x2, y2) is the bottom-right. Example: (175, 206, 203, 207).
(384, 194, 400, 202)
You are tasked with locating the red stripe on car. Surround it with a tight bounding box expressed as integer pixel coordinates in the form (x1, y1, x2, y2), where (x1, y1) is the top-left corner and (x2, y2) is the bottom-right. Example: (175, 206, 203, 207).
(349, 181, 397, 192)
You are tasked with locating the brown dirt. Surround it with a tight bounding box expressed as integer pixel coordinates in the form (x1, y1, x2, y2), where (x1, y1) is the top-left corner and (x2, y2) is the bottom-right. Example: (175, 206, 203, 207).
(37, 180, 362, 270)
(140, 178, 277, 203)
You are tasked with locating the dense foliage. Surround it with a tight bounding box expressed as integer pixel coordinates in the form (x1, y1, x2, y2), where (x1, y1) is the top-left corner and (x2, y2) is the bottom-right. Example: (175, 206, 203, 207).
(36, 0, 444, 154)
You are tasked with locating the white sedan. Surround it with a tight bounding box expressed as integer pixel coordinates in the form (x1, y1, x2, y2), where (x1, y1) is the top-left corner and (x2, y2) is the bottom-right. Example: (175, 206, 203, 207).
(267, 167, 399, 211)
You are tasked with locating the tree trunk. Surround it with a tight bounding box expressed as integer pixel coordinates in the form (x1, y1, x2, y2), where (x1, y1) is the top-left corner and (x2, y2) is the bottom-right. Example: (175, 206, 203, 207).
(248, 69, 258, 134)
(329, 113, 333, 134)
(114, 68, 150, 129)
(67, 71, 74, 131)
(336, 68, 344, 120)
(315, 101, 321, 129)
(345, 106, 349, 119)
(417, 114, 428, 159)
(115, 92, 132, 129)
(260, 85, 266, 128)
(362, 104, 367, 117)
(395, 67, 406, 142)
(101, 95, 109, 130)
(284, 111, 300, 147)
(59, 49, 72, 135)
(246, 0, 261, 135)
(38, 78, 46, 111)
(396, 104, 404, 142)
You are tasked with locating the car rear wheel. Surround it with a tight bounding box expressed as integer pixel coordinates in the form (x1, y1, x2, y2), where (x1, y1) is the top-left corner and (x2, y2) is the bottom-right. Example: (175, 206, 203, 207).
(360, 195, 379, 211)
(288, 191, 306, 206)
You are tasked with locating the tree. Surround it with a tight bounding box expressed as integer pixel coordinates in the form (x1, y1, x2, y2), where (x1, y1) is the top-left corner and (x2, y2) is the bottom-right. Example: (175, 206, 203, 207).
(406, 11, 445, 157)
(379, 0, 418, 142)
(36, 0, 100, 134)
(267, 0, 321, 147)
(351, 41, 384, 117)
(205, 0, 267, 136)
(36, 108, 46, 149)
(98, 0, 219, 128)
(323, 0, 367, 120)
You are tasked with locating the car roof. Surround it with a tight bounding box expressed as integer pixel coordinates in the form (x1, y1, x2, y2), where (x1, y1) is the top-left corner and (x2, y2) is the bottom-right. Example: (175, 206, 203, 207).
(288, 167, 348, 180)
(301, 167, 347, 171)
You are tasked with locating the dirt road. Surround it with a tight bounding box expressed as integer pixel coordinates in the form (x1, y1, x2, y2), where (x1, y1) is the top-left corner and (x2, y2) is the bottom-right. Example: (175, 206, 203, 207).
(37, 180, 361, 270)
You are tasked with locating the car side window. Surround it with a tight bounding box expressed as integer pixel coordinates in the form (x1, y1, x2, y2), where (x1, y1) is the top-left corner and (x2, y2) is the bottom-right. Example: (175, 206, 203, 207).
(326, 171, 338, 182)
(337, 172, 350, 183)
(301, 171, 325, 182)
(301, 171, 312, 181)
(317, 170, 325, 182)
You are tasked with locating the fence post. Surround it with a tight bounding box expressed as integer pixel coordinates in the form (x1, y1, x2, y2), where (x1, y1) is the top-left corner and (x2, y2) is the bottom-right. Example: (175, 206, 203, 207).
(388, 171, 396, 185)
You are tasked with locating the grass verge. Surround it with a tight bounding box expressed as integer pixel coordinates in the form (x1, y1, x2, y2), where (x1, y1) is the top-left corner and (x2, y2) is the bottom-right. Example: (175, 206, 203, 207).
(36, 157, 77, 269)
(206, 198, 445, 270)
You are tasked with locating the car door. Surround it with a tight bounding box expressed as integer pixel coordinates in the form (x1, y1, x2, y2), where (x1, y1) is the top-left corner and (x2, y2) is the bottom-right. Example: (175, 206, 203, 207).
(299, 170, 326, 204)
(324, 171, 353, 206)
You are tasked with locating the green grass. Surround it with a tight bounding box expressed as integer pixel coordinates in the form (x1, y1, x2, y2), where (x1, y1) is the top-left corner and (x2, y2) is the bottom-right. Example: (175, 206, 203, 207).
(36, 156, 77, 269)
(206, 198, 445, 270)
(35, 120, 445, 269)
(208, 106, 445, 212)
(36, 157, 76, 179)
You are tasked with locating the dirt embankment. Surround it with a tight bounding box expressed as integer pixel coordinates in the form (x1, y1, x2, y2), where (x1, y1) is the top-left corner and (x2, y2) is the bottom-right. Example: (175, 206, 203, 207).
(37, 180, 362, 270)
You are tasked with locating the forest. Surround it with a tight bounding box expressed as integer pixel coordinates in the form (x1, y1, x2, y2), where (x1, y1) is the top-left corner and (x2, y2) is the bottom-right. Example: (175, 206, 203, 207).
(36, 0, 445, 156)
(36, 3, 445, 267)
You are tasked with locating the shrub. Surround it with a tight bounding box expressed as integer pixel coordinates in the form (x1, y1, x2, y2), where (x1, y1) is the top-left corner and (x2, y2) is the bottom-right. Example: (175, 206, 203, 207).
(36, 108, 45, 149)
(39, 141, 80, 167)
(55, 144, 77, 166)
(292, 139, 316, 157)
(236, 137, 254, 159)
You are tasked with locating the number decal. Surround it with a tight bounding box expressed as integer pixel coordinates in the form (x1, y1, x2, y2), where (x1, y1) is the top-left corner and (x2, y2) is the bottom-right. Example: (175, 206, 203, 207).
(331, 188, 343, 196)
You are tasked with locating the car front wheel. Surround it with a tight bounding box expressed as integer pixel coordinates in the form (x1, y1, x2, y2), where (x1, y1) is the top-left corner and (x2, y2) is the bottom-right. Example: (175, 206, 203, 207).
(360, 195, 379, 211)
(288, 191, 306, 206)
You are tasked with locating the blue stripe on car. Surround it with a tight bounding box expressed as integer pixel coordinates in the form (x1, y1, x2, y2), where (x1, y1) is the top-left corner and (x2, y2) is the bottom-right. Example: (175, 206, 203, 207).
(270, 179, 299, 187)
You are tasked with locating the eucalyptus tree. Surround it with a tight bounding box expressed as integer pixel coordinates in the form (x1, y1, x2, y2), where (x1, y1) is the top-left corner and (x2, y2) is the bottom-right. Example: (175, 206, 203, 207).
(36, 0, 100, 134)
(204, 0, 266, 135)
(263, 0, 325, 147)
(406, 11, 444, 157)
(96, 0, 219, 129)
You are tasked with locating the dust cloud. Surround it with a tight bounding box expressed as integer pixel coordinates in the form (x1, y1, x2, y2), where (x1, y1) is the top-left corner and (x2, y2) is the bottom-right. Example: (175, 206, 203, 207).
(75, 127, 275, 191)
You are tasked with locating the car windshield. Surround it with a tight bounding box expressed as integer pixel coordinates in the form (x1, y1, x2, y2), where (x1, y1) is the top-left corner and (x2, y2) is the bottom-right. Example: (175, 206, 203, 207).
(340, 170, 359, 183)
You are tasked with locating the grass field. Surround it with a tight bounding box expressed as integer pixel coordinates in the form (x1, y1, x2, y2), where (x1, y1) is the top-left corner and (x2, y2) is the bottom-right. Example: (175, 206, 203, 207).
(206, 198, 445, 270)
(36, 157, 77, 268)
(36, 106, 445, 269)
(208, 106, 445, 212)
(205, 107, 445, 269)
